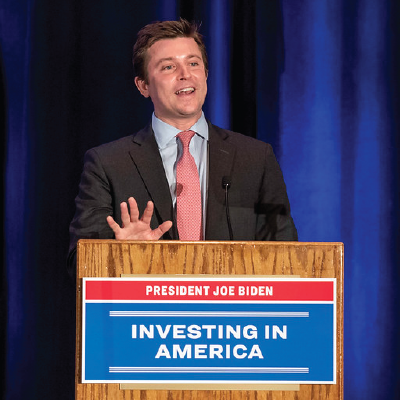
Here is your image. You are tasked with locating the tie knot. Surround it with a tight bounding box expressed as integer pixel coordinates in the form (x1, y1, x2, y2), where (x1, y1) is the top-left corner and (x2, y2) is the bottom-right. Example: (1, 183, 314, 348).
(177, 130, 195, 147)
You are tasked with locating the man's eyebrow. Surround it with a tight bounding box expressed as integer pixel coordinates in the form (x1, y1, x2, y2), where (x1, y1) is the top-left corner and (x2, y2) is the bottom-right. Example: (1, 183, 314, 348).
(155, 54, 202, 67)
(155, 57, 174, 67)
(187, 54, 202, 61)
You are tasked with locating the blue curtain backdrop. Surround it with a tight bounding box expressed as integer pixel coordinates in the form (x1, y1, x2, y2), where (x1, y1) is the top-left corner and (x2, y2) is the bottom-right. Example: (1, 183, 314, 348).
(2, 0, 400, 399)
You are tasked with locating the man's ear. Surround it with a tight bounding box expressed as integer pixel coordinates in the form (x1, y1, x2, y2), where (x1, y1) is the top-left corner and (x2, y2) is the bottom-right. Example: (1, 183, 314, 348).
(134, 77, 150, 98)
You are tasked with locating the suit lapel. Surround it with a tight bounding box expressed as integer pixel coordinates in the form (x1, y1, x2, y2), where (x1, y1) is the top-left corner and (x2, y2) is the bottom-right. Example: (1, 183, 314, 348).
(206, 123, 236, 239)
(128, 125, 178, 239)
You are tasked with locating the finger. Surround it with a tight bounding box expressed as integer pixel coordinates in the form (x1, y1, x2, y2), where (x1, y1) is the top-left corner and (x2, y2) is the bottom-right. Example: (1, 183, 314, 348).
(120, 202, 130, 228)
(141, 201, 154, 225)
(106, 216, 121, 235)
(128, 197, 139, 223)
(151, 220, 173, 239)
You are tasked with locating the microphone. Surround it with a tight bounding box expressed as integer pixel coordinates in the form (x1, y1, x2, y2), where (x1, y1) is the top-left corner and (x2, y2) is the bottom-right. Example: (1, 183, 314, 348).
(222, 176, 233, 240)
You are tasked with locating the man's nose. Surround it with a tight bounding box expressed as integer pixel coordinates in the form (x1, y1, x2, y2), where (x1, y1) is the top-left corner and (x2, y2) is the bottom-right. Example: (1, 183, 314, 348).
(178, 64, 191, 79)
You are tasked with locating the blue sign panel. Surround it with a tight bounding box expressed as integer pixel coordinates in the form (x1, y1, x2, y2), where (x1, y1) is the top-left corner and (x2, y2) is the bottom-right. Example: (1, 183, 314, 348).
(82, 277, 336, 384)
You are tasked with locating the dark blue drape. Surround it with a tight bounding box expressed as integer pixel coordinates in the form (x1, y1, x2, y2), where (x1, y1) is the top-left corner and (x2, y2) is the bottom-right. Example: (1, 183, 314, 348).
(279, 1, 400, 398)
(2, 0, 400, 399)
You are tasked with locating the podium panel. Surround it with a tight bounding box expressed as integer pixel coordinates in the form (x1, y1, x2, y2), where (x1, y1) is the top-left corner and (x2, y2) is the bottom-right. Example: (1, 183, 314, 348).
(76, 240, 343, 400)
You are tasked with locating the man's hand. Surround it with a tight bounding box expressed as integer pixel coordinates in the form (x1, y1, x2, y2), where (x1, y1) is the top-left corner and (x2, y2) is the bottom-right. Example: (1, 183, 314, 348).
(106, 197, 172, 240)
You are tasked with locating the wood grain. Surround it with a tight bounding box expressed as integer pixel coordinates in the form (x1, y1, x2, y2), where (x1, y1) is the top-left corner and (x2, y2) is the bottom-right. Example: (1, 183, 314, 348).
(76, 240, 344, 400)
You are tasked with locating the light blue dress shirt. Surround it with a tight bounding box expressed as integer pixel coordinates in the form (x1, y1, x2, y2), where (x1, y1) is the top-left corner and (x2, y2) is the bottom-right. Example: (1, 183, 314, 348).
(152, 112, 209, 236)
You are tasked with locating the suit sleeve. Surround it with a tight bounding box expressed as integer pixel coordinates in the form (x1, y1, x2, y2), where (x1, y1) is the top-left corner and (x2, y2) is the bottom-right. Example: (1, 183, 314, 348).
(67, 148, 115, 279)
(255, 144, 298, 241)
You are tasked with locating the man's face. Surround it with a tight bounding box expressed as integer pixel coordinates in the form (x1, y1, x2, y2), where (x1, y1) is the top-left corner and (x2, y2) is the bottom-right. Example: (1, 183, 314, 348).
(135, 37, 208, 129)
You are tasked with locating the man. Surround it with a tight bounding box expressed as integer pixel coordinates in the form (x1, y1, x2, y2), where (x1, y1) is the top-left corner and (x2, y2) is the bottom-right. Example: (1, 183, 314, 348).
(68, 19, 297, 276)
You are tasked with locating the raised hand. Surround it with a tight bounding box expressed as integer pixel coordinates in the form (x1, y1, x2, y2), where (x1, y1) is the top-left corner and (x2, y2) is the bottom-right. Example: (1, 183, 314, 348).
(106, 197, 172, 240)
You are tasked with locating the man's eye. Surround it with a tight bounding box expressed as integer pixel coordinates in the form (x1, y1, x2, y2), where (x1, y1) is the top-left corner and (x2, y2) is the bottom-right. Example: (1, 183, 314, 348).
(190, 62, 199, 66)
(162, 65, 173, 70)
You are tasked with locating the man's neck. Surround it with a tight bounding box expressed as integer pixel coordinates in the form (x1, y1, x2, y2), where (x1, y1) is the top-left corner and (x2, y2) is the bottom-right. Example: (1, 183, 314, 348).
(154, 113, 202, 131)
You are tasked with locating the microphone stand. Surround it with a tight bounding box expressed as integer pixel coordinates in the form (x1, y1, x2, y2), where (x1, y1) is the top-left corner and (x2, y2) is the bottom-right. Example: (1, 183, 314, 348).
(222, 176, 233, 241)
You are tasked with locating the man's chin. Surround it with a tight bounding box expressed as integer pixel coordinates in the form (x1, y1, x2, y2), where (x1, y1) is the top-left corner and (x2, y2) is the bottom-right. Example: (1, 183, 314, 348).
(177, 110, 203, 121)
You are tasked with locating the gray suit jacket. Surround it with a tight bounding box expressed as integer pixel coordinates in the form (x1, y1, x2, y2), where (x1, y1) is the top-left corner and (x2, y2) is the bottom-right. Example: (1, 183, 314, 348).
(68, 121, 297, 276)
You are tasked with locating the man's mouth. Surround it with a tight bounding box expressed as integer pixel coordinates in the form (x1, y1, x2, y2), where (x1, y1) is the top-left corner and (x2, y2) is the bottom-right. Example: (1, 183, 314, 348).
(175, 87, 195, 95)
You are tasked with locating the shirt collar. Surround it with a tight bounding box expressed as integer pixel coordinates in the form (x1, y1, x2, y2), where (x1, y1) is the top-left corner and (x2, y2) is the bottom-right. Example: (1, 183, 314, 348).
(152, 112, 209, 149)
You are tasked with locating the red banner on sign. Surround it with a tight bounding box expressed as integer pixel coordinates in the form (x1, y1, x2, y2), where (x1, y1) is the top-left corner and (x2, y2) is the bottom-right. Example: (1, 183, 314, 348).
(85, 279, 334, 302)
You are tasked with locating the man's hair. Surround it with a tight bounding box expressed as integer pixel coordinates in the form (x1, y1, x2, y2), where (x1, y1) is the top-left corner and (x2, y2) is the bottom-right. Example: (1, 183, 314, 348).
(133, 18, 208, 83)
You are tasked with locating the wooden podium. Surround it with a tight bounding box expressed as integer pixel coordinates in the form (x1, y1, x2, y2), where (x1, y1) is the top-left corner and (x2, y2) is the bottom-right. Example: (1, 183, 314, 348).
(76, 240, 343, 400)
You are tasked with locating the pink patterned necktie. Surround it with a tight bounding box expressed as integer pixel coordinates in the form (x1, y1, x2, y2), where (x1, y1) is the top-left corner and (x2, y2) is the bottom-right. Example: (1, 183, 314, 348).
(176, 130, 202, 240)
